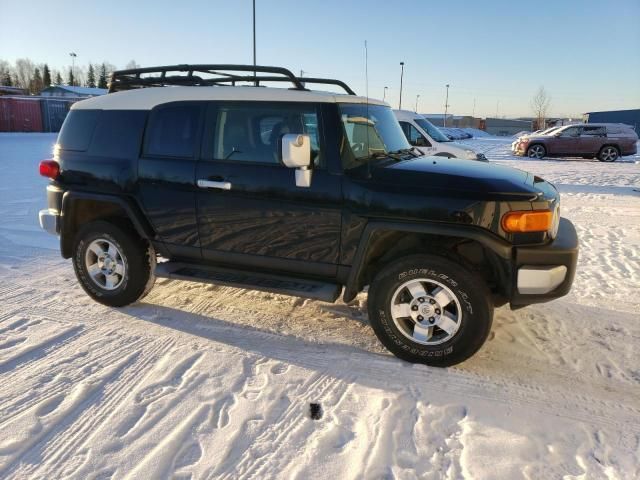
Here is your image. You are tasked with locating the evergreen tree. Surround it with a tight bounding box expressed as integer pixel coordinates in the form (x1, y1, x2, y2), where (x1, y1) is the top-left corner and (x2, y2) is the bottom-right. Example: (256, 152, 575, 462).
(55, 71, 63, 85)
(87, 64, 96, 88)
(97, 63, 108, 89)
(43, 64, 51, 87)
(67, 67, 74, 87)
(30, 68, 44, 94)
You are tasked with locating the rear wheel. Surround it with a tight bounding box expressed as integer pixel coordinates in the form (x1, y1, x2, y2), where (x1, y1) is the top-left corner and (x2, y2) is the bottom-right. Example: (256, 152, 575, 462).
(367, 255, 493, 367)
(598, 146, 619, 162)
(527, 144, 546, 159)
(72, 220, 156, 307)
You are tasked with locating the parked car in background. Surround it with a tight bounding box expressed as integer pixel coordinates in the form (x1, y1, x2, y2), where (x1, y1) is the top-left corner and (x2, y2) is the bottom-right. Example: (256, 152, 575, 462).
(511, 126, 562, 153)
(395, 110, 486, 160)
(513, 124, 638, 161)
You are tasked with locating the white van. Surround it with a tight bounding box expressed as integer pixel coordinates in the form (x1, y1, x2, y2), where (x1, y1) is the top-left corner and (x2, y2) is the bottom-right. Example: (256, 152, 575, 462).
(394, 110, 486, 161)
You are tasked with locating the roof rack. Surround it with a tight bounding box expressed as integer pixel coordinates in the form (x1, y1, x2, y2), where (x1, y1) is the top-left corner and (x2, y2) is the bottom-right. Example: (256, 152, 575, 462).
(108, 64, 356, 95)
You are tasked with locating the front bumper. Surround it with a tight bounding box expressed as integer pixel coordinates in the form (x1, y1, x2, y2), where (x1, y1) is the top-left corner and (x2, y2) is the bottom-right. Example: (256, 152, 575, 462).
(39, 209, 60, 235)
(510, 217, 578, 307)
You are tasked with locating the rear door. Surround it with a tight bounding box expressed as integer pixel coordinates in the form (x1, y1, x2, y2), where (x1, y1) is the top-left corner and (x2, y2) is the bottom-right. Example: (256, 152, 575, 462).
(578, 125, 606, 155)
(195, 101, 343, 278)
(138, 102, 204, 259)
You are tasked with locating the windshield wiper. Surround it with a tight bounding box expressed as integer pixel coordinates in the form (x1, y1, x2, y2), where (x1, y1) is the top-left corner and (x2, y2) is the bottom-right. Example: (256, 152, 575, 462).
(389, 147, 421, 158)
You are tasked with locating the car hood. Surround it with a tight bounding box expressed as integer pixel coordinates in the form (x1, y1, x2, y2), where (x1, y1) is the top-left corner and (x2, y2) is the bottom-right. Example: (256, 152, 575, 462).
(372, 155, 547, 200)
(446, 141, 475, 152)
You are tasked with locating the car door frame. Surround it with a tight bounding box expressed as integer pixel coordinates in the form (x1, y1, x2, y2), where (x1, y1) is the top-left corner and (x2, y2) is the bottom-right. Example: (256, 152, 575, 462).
(195, 100, 344, 279)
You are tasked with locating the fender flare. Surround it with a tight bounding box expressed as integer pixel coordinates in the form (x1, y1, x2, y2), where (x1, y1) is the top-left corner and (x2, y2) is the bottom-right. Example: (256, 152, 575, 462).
(60, 191, 155, 258)
(342, 220, 513, 302)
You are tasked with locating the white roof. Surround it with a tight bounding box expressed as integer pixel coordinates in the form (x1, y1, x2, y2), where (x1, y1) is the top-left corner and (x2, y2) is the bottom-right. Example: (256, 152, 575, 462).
(72, 86, 387, 110)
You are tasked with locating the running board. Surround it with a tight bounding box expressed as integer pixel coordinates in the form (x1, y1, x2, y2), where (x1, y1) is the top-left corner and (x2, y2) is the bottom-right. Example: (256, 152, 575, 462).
(155, 262, 341, 303)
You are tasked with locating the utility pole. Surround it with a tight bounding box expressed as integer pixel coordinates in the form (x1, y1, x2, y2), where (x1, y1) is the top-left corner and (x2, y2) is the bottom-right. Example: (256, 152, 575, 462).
(415, 94, 420, 113)
(69, 52, 77, 87)
(252, 0, 257, 85)
(443, 84, 450, 127)
(495, 100, 499, 118)
(383, 86, 388, 102)
(399, 62, 405, 110)
(472, 98, 476, 118)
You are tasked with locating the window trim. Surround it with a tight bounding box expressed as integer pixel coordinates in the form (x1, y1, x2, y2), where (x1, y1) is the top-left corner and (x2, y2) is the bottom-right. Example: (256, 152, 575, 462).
(200, 100, 327, 169)
(142, 101, 205, 160)
(399, 121, 431, 147)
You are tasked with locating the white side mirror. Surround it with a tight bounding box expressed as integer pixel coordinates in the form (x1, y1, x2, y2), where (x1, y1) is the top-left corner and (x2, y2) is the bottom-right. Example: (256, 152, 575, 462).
(281, 133, 312, 187)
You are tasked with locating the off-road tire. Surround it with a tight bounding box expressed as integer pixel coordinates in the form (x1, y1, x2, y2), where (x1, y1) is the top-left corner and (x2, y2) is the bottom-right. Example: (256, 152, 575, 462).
(368, 254, 493, 367)
(72, 220, 156, 307)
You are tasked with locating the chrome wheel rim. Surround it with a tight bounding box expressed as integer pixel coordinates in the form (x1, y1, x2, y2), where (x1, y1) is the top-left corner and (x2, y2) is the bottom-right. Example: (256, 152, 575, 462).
(601, 147, 617, 161)
(85, 238, 126, 290)
(528, 145, 545, 158)
(390, 279, 462, 346)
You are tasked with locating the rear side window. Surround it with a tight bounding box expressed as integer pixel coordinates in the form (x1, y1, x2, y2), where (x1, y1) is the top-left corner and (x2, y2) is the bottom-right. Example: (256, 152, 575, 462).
(89, 110, 147, 158)
(144, 103, 202, 158)
(58, 110, 100, 151)
(581, 126, 605, 136)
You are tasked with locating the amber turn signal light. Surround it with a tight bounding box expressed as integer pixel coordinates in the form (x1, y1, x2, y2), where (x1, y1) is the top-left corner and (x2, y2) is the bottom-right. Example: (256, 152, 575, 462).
(502, 210, 552, 233)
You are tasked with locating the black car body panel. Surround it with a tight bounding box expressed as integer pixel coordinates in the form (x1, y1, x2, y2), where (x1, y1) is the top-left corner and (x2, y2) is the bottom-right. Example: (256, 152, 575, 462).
(43, 93, 578, 310)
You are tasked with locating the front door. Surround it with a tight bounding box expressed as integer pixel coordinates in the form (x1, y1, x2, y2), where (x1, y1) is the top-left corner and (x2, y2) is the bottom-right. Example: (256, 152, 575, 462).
(195, 101, 342, 278)
(548, 126, 581, 155)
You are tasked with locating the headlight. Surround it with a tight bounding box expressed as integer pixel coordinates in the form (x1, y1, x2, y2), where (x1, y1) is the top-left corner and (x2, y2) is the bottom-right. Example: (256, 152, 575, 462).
(464, 149, 476, 159)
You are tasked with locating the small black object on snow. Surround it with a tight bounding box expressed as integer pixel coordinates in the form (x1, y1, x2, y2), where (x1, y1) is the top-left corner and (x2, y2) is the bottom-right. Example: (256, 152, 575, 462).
(309, 403, 323, 420)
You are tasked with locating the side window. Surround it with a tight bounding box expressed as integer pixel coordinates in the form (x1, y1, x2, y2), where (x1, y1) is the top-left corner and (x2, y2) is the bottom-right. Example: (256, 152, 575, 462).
(144, 104, 202, 158)
(58, 110, 101, 151)
(581, 126, 605, 136)
(399, 121, 431, 147)
(210, 102, 322, 166)
(560, 126, 580, 137)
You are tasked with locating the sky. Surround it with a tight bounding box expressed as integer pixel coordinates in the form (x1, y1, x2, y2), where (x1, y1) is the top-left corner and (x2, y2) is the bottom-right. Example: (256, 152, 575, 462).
(1, 0, 639, 118)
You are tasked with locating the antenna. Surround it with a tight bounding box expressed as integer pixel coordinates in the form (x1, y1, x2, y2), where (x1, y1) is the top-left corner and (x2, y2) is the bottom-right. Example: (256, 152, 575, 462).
(365, 40, 371, 179)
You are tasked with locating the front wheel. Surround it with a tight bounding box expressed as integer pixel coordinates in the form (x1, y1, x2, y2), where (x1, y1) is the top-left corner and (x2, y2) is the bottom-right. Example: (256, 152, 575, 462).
(72, 220, 156, 307)
(368, 255, 493, 367)
(527, 144, 546, 159)
(598, 146, 619, 162)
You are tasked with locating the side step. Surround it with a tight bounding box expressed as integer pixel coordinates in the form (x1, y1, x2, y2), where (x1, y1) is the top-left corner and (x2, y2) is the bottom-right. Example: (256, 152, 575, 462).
(155, 262, 342, 303)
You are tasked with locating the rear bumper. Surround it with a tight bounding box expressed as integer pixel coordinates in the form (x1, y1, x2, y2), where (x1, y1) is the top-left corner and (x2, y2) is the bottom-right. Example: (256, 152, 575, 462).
(510, 218, 579, 307)
(39, 209, 60, 235)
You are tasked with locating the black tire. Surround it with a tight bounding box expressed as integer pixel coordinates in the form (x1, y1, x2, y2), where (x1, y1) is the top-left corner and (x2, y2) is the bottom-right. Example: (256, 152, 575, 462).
(526, 144, 546, 159)
(597, 145, 619, 162)
(367, 254, 493, 367)
(72, 220, 156, 307)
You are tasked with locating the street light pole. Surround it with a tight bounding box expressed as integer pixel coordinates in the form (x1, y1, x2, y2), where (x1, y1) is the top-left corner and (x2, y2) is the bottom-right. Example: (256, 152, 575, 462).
(444, 84, 450, 127)
(399, 62, 405, 110)
(383, 86, 388, 102)
(415, 94, 420, 113)
(69, 52, 77, 87)
(252, 0, 257, 85)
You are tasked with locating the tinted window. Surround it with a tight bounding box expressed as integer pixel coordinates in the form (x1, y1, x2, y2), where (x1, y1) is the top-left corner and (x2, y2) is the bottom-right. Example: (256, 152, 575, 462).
(58, 110, 100, 151)
(210, 103, 322, 166)
(581, 126, 605, 136)
(145, 104, 201, 158)
(89, 110, 147, 158)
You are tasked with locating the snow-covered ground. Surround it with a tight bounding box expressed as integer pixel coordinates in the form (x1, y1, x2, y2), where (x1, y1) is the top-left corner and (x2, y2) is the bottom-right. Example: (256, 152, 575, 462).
(0, 133, 639, 479)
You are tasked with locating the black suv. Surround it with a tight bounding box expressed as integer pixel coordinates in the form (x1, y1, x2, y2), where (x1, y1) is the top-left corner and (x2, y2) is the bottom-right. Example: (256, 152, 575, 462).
(38, 65, 578, 367)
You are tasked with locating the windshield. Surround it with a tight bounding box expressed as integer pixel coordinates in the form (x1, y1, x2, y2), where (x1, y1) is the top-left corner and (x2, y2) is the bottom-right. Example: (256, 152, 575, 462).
(414, 118, 451, 142)
(339, 104, 411, 168)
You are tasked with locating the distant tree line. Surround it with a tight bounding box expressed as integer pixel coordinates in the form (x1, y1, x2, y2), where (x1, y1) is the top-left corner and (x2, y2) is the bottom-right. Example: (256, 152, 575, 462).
(0, 58, 139, 94)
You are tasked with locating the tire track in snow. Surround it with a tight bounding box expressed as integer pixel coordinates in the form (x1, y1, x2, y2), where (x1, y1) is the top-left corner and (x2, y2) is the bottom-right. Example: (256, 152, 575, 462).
(30, 337, 177, 479)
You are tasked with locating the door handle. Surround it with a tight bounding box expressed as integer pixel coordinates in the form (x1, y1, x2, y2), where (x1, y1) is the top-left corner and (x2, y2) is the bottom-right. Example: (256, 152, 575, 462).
(197, 179, 232, 190)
